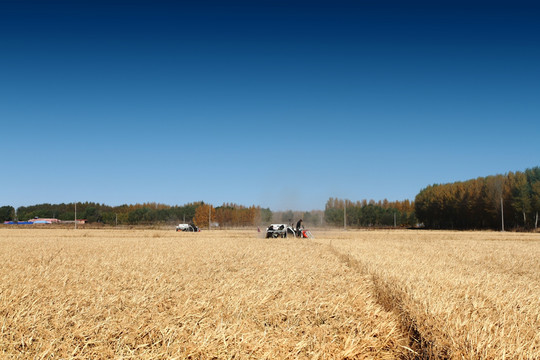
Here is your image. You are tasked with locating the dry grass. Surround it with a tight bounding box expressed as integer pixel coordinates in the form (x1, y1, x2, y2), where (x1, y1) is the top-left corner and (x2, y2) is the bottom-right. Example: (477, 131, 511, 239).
(313, 230, 540, 359)
(0, 229, 409, 359)
(3, 228, 538, 359)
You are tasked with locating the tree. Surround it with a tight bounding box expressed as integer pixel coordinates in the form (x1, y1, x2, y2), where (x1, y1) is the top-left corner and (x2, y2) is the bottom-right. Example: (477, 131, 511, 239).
(259, 208, 273, 224)
(531, 182, 540, 230)
(324, 207, 343, 226)
(128, 208, 150, 224)
(483, 175, 505, 229)
(0, 206, 15, 222)
(526, 167, 540, 229)
(193, 204, 214, 228)
(84, 206, 102, 223)
(511, 172, 531, 227)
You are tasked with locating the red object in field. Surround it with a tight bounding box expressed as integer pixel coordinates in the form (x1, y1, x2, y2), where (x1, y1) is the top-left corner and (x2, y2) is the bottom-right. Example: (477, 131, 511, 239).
(302, 230, 307, 238)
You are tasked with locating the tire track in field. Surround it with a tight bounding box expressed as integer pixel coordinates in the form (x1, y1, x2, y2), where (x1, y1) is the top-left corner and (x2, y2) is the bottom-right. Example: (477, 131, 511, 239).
(323, 241, 448, 360)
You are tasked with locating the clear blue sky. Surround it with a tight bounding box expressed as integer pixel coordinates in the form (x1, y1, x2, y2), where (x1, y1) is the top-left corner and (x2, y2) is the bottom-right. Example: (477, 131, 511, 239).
(1, 0, 539, 210)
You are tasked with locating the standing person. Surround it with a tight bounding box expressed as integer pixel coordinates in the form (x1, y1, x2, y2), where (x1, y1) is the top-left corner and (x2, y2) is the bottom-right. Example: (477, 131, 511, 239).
(296, 219, 303, 237)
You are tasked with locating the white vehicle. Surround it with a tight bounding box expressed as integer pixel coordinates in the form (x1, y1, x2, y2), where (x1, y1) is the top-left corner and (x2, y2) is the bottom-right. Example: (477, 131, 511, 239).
(265, 224, 295, 238)
(265, 223, 314, 239)
(176, 223, 199, 232)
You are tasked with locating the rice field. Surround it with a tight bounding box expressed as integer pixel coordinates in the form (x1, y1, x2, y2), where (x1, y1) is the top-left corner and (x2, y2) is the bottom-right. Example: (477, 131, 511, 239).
(0, 228, 408, 359)
(313, 229, 540, 359)
(0, 228, 539, 359)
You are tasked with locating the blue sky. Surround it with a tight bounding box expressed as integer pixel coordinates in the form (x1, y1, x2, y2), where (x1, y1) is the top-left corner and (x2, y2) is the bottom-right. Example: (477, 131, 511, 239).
(1, 0, 539, 210)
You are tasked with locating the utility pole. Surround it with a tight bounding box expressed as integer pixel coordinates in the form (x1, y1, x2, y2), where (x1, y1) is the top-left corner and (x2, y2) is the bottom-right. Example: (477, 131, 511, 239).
(209, 206, 211, 230)
(115, 213, 118, 227)
(394, 212, 397, 227)
(501, 197, 505, 232)
(74, 202, 77, 230)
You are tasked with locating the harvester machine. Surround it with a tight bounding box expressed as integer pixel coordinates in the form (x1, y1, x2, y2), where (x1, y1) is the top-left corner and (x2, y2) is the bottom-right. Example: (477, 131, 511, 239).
(265, 224, 314, 239)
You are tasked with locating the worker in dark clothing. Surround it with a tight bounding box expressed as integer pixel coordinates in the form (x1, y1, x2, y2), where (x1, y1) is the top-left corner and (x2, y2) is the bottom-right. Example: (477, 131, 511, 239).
(296, 219, 303, 237)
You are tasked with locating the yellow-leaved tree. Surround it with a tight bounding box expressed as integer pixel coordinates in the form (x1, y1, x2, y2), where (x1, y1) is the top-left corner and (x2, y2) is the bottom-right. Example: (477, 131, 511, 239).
(193, 204, 214, 229)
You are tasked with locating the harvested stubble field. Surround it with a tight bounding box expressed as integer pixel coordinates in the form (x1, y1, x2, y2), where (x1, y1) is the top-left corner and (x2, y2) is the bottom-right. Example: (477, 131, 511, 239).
(313, 229, 540, 359)
(0, 229, 539, 359)
(0, 228, 408, 359)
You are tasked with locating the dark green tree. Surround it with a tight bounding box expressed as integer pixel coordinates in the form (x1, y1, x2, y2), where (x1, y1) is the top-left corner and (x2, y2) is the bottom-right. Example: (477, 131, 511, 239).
(0, 206, 15, 222)
(260, 208, 273, 224)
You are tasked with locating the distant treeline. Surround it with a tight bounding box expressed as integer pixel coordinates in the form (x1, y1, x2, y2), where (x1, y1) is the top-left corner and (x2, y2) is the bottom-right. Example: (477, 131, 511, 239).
(1, 202, 274, 227)
(415, 167, 540, 230)
(4, 166, 539, 231)
(324, 197, 417, 227)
